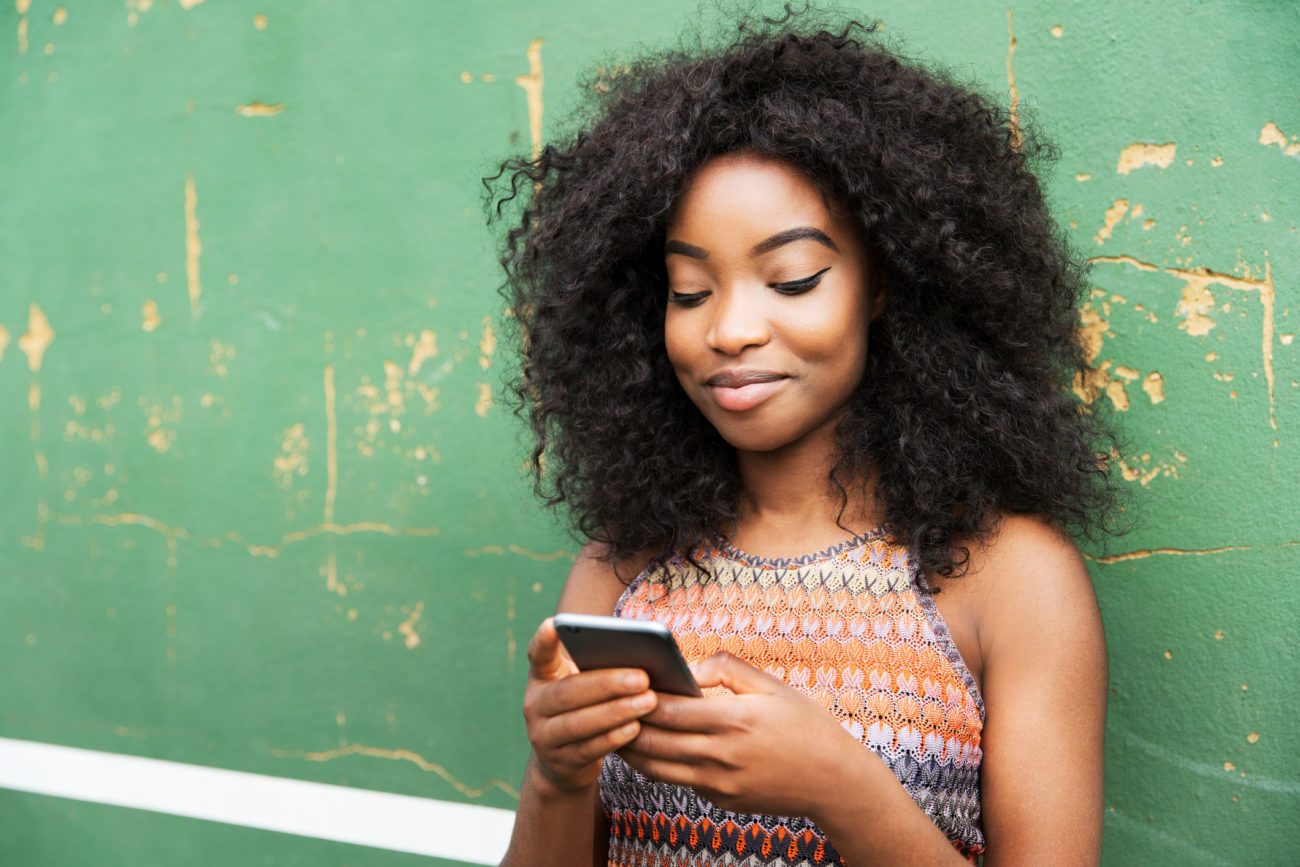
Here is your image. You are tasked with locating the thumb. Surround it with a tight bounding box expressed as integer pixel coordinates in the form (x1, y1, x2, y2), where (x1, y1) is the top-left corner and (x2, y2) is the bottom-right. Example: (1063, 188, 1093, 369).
(690, 652, 779, 694)
(526, 618, 576, 682)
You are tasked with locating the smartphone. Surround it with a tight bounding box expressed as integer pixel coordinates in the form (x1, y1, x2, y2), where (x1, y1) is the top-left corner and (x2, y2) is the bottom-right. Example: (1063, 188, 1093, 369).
(553, 613, 702, 697)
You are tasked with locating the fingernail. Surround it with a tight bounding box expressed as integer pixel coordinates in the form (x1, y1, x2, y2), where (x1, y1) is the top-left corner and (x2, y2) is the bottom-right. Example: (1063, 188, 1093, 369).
(634, 693, 655, 710)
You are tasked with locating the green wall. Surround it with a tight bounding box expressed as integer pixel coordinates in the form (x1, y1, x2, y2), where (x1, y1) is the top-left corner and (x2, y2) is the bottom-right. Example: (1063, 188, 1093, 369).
(2, 1, 1296, 864)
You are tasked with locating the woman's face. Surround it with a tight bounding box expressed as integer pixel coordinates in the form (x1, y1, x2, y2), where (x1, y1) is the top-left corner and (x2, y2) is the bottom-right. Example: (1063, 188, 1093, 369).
(664, 151, 884, 455)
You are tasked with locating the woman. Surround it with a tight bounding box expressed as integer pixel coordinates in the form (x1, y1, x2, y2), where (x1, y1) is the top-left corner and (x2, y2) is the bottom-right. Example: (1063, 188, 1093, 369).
(491, 12, 1121, 865)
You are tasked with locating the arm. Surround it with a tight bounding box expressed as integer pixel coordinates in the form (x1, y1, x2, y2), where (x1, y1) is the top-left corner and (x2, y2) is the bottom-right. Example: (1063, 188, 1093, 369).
(499, 543, 654, 867)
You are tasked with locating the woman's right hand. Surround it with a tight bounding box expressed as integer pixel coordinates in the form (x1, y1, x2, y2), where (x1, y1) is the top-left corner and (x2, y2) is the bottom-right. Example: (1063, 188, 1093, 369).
(524, 617, 658, 795)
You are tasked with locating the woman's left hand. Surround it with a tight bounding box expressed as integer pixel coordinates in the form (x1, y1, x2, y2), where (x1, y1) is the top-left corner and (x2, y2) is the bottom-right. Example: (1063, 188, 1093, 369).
(617, 652, 867, 819)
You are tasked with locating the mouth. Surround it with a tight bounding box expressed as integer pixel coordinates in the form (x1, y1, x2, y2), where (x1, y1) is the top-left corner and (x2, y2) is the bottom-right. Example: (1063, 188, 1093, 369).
(704, 369, 788, 412)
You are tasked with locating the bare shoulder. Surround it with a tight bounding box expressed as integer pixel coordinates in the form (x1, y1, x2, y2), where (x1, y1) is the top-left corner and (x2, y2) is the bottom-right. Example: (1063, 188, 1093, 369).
(966, 513, 1103, 654)
(555, 540, 655, 616)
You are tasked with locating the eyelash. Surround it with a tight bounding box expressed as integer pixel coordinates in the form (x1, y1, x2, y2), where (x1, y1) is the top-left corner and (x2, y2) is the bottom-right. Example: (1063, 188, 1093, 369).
(667, 267, 831, 306)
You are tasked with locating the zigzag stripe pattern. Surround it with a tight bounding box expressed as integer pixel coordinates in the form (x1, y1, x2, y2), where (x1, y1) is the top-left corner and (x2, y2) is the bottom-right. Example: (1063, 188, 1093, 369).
(599, 531, 985, 864)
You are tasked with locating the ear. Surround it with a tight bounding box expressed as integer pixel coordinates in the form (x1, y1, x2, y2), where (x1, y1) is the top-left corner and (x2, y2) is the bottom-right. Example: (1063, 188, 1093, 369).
(866, 250, 891, 324)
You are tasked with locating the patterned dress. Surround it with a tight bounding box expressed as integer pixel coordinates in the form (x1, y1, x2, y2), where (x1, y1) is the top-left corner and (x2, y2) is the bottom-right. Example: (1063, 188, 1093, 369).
(598, 530, 985, 865)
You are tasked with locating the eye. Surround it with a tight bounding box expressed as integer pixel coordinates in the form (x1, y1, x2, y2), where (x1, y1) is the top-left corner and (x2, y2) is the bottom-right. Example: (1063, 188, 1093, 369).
(770, 267, 830, 295)
(667, 289, 709, 307)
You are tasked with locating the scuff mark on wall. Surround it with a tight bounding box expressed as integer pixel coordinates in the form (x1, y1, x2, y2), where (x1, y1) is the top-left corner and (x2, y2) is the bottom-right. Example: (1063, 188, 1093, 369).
(184, 173, 202, 315)
(1094, 199, 1129, 244)
(19, 304, 55, 371)
(1258, 122, 1300, 157)
(1116, 142, 1177, 175)
(515, 38, 545, 161)
(1005, 8, 1020, 149)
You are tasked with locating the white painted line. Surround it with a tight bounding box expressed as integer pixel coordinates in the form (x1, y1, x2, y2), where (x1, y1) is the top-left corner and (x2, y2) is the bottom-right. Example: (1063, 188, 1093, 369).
(0, 737, 514, 864)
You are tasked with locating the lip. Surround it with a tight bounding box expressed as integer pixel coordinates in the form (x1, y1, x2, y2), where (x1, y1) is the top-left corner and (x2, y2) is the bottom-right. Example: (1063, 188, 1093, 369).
(704, 369, 788, 412)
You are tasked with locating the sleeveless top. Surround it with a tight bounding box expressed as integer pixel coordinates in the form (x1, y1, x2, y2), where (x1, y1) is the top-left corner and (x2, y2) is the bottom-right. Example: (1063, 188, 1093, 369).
(598, 530, 985, 865)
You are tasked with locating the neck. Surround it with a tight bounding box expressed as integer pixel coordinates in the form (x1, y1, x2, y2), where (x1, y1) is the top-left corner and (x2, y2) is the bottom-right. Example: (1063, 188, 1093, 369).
(731, 427, 881, 555)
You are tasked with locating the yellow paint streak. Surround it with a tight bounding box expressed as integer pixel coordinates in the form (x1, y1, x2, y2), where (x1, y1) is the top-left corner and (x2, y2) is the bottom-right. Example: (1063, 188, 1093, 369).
(474, 382, 492, 417)
(1116, 142, 1177, 174)
(235, 101, 285, 117)
(27, 381, 40, 413)
(1093, 199, 1129, 245)
(1094, 545, 1249, 565)
(463, 544, 576, 562)
(407, 329, 438, 375)
(184, 173, 202, 315)
(515, 38, 545, 161)
(19, 304, 55, 371)
(324, 365, 337, 523)
(1142, 371, 1165, 404)
(1088, 255, 1158, 271)
(141, 300, 161, 332)
(0, 323, 8, 360)
(479, 317, 496, 371)
(398, 601, 424, 649)
(273, 743, 519, 800)
(1005, 9, 1020, 149)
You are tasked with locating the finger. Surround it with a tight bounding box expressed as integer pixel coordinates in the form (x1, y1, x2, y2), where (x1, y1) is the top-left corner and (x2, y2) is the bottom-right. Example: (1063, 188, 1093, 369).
(532, 667, 652, 718)
(690, 652, 781, 695)
(535, 690, 657, 748)
(552, 718, 644, 770)
(640, 692, 731, 733)
(525, 619, 576, 682)
(624, 722, 714, 761)
(618, 743, 706, 791)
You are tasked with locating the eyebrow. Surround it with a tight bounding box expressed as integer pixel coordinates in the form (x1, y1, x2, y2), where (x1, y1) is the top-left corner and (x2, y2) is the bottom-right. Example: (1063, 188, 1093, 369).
(664, 225, 839, 261)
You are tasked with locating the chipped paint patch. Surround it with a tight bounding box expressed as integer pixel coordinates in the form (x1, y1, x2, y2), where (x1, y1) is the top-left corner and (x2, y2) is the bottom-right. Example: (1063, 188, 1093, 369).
(1116, 142, 1177, 174)
(1142, 371, 1165, 404)
(1258, 121, 1300, 157)
(463, 544, 576, 562)
(479, 318, 496, 371)
(271, 741, 519, 800)
(474, 383, 492, 417)
(0, 323, 9, 361)
(273, 423, 310, 489)
(1094, 198, 1129, 244)
(19, 304, 55, 372)
(1175, 280, 1216, 336)
(407, 329, 438, 375)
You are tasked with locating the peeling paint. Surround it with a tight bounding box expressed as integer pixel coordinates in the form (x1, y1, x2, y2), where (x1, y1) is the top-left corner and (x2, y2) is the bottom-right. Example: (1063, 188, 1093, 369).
(479, 317, 496, 371)
(235, 101, 285, 117)
(273, 423, 310, 489)
(18, 304, 55, 372)
(1005, 8, 1020, 149)
(1094, 198, 1129, 244)
(0, 324, 9, 361)
(474, 382, 492, 417)
(271, 742, 519, 800)
(1116, 142, 1177, 174)
(1258, 121, 1300, 157)
(514, 38, 545, 161)
(407, 329, 438, 375)
(1142, 371, 1165, 404)
(1175, 280, 1216, 336)
(1095, 544, 1249, 564)
(463, 544, 576, 562)
(397, 601, 423, 649)
(184, 173, 202, 315)
(141, 300, 161, 332)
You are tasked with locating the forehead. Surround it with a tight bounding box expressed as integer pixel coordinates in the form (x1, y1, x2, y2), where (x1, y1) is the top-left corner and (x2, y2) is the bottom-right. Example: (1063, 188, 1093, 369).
(668, 152, 836, 237)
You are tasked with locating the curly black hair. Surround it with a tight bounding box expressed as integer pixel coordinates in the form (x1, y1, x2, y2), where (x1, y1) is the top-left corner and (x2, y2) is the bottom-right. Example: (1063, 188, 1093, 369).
(488, 8, 1123, 583)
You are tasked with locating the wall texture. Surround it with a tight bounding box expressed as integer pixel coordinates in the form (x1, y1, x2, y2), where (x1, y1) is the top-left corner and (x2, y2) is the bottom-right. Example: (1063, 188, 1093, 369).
(1, 1, 1296, 864)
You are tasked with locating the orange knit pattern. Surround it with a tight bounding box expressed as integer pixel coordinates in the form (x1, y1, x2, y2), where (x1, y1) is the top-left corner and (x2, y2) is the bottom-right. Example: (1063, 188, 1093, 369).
(600, 531, 985, 864)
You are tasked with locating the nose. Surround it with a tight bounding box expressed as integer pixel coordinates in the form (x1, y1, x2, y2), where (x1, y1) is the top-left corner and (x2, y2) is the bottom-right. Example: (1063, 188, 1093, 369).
(706, 287, 770, 356)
